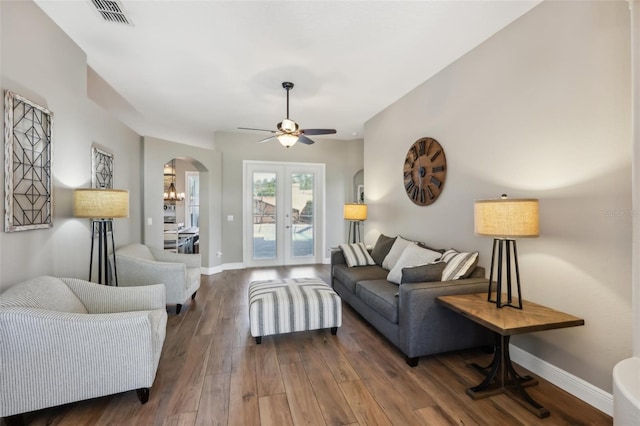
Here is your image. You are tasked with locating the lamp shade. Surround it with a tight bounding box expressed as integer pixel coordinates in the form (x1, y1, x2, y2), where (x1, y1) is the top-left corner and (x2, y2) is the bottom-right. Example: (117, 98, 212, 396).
(344, 203, 367, 221)
(474, 197, 538, 238)
(74, 189, 129, 218)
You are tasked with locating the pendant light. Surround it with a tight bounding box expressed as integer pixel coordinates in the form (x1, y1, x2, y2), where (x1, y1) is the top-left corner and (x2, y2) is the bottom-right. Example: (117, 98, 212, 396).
(164, 159, 185, 201)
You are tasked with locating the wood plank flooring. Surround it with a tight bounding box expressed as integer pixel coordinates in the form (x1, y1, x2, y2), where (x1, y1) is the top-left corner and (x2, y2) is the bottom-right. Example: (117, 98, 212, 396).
(10, 265, 612, 426)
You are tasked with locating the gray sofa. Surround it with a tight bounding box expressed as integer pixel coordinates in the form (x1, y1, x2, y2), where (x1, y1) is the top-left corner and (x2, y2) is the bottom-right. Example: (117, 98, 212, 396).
(331, 240, 493, 366)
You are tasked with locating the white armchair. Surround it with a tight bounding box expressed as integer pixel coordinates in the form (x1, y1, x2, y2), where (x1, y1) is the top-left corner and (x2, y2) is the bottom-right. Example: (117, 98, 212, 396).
(114, 243, 201, 314)
(0, 276, 167, 422)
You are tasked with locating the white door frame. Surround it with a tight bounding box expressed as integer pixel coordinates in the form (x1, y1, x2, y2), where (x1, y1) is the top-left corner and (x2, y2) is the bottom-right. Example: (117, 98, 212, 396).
(243, 160, 325, 267)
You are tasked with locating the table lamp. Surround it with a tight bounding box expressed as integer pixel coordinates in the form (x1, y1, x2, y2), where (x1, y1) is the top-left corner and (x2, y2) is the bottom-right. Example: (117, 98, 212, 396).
(344, 203, 367, 243)
(474, 195, 539, 309)
(74, 189, 129, 285)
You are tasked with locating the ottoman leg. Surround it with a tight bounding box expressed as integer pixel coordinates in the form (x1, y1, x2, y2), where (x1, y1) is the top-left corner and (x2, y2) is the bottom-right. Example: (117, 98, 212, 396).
(331, 327, 338, 335)
(255, 336, 262, 344)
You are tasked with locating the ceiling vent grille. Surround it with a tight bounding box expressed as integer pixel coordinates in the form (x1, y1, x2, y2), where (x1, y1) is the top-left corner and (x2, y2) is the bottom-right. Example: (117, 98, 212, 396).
(90, 0, 132, 25)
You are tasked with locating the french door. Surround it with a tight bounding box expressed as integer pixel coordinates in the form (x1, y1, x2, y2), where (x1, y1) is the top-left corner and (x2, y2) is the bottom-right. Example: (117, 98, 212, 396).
(243, 161, 325, 267)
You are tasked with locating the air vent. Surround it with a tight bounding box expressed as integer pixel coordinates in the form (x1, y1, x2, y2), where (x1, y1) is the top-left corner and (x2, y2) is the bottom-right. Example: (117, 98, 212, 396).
(91, 0, 132, 25)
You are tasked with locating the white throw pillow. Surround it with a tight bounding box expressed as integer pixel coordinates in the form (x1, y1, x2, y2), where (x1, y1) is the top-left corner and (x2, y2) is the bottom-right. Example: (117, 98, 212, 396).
(386, 244, 442, 284)
(381, 236, 416, 270)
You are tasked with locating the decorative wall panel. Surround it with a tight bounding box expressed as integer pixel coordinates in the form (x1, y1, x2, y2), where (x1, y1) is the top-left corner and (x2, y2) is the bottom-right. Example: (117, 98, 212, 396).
(92, 145, 113, 189)
(4, 91, 53, 232)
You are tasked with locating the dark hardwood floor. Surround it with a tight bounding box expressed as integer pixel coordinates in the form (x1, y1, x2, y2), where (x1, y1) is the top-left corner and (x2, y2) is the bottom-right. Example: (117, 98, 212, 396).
(8, 265, 612, 425)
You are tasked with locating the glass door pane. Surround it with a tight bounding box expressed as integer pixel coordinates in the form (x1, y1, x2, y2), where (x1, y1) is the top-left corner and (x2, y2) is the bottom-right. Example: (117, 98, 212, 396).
(252, 172, 277, 260)
(290, 172, 314, 258)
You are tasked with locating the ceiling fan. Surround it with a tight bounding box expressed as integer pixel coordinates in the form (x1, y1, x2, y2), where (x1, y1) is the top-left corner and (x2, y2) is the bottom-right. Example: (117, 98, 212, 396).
(239, 82, 337, 148)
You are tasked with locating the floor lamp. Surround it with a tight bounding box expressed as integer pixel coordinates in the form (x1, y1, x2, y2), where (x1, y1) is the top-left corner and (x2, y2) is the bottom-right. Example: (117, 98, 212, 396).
(74, 189, 129, 286)
(344, 203, 367, 243)
(474, 195, 539, 309)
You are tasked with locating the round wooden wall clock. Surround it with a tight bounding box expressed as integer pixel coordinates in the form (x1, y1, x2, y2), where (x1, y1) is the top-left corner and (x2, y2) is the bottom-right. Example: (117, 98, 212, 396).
(403, 137, 447, 206)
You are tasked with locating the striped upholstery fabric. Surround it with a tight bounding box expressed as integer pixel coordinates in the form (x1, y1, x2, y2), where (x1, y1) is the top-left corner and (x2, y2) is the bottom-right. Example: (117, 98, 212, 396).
(339, 243, 376, 267)
(441, 249, 479, 281)
(249, 278, 341, 338)
(0, 276, 167, 418)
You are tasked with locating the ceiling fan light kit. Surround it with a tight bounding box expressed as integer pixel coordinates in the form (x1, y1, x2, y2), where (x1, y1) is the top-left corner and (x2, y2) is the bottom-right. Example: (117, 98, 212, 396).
(239, 81, 336, 148)
(277, 134, 299, 148)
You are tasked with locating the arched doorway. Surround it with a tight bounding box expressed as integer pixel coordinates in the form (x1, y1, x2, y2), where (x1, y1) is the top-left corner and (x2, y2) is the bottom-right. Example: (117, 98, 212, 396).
(163, 157, 202, 254)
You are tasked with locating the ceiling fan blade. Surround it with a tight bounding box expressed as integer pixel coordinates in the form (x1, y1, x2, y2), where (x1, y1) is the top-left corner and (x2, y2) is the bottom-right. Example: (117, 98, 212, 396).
(300, 128, 337, 136)
(238, 127, 277, 133)
(258, 135, 278, 143)
(298, 135, 315, 145)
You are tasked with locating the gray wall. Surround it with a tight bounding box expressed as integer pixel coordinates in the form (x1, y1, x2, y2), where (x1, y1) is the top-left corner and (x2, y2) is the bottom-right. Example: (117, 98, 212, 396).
(0, 0, 142, 289)
(364, 0, 631, 393)
(215, 131, 363, 263)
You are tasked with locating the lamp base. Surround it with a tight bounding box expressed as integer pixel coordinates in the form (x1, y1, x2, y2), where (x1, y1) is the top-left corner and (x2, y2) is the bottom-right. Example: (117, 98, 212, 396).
(487, 238, 523, 309)
(89, 219, 118, 286)
(347, 221, 362, 244)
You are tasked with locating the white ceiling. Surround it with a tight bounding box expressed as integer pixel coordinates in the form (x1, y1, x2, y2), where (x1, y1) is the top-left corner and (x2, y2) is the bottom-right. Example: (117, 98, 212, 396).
(33, 0, 541, 149)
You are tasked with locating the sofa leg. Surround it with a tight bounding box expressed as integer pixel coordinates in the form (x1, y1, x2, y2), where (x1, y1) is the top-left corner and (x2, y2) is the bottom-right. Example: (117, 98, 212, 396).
(331, 327, 338, 335)
(136, 387, 150, 404)
(4, 414, 25, 426)
(255, 336, 262, 344)
(176, 304, 182, 315)
(405, 356, 419, 367)
(191, 291, 197, 300)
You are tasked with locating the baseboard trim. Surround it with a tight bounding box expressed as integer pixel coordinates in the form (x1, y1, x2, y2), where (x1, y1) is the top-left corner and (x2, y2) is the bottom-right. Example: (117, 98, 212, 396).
(201, 262, 245, 275)
(510, 344, 613, 416)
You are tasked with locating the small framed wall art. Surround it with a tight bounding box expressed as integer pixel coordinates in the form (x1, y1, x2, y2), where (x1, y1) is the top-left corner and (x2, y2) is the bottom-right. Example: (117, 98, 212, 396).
(92, 145, 114, 189)
(4, 91, 53, 232)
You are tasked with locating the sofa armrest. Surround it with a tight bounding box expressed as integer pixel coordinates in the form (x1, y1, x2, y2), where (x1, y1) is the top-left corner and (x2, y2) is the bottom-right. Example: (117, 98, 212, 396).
(330, 248, 346, 266)
(116, 255, 187, 284)
(62, 278, 166, 314)
(397, 278, 491, 357)
(149, 247, 201, 269)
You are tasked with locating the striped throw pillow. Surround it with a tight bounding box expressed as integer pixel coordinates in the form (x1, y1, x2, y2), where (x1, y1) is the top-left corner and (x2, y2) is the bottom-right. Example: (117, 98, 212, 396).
(441, 249, 479, 281)
(339, 243, 376, 267)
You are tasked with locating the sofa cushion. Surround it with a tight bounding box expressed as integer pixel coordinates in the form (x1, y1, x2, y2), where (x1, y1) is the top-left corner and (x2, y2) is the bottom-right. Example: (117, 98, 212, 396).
(387, 244, 442, 284)
(332, 264, 388, 293)
(401, 261, 448, 284)
(0, 276, 88, 314)
(339, 243, 376, 267)
(370, 234, 396, 266)
(441, 250, 479, 281)
(355, 280, 399, 324)
(382, 236, 416, 271)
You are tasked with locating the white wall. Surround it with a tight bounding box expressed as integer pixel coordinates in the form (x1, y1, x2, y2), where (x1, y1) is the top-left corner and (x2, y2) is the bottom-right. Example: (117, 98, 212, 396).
(0, 0, 142, 289)
(215, 131, 364, 263)
(365, 0, 631, 393)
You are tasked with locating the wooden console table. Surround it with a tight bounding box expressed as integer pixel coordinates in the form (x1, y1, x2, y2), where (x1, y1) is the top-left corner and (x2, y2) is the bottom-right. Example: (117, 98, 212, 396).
(436, 293, 584, 418)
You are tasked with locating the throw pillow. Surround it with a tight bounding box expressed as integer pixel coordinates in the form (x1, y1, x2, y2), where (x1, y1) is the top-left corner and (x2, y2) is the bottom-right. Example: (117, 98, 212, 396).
(339, 243, 376, 267)
(370, 234, 397, 266)
(441, 249, 479, 281)
(381, 236, 416, 271)
(386, 244, 442, 284)
(401, 262, 447, 284)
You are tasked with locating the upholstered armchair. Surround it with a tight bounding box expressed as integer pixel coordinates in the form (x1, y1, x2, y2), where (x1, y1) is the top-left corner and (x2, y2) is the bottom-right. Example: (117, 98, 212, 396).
(114, 243, 201, 314)
(0, 276, 167, 422)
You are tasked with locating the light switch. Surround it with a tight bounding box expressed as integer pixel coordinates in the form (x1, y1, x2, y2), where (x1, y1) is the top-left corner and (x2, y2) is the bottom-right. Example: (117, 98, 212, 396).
(147, 218, 153, 225)
(227, 215, 234, 221)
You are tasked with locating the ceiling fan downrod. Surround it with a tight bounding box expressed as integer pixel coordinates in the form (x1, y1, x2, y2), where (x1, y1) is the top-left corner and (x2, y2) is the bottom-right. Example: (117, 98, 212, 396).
(282, 81, 294, 119)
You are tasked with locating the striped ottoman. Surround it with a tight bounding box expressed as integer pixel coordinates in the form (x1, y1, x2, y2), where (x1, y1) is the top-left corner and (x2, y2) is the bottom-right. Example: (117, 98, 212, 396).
(248, 278, 342, 344)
